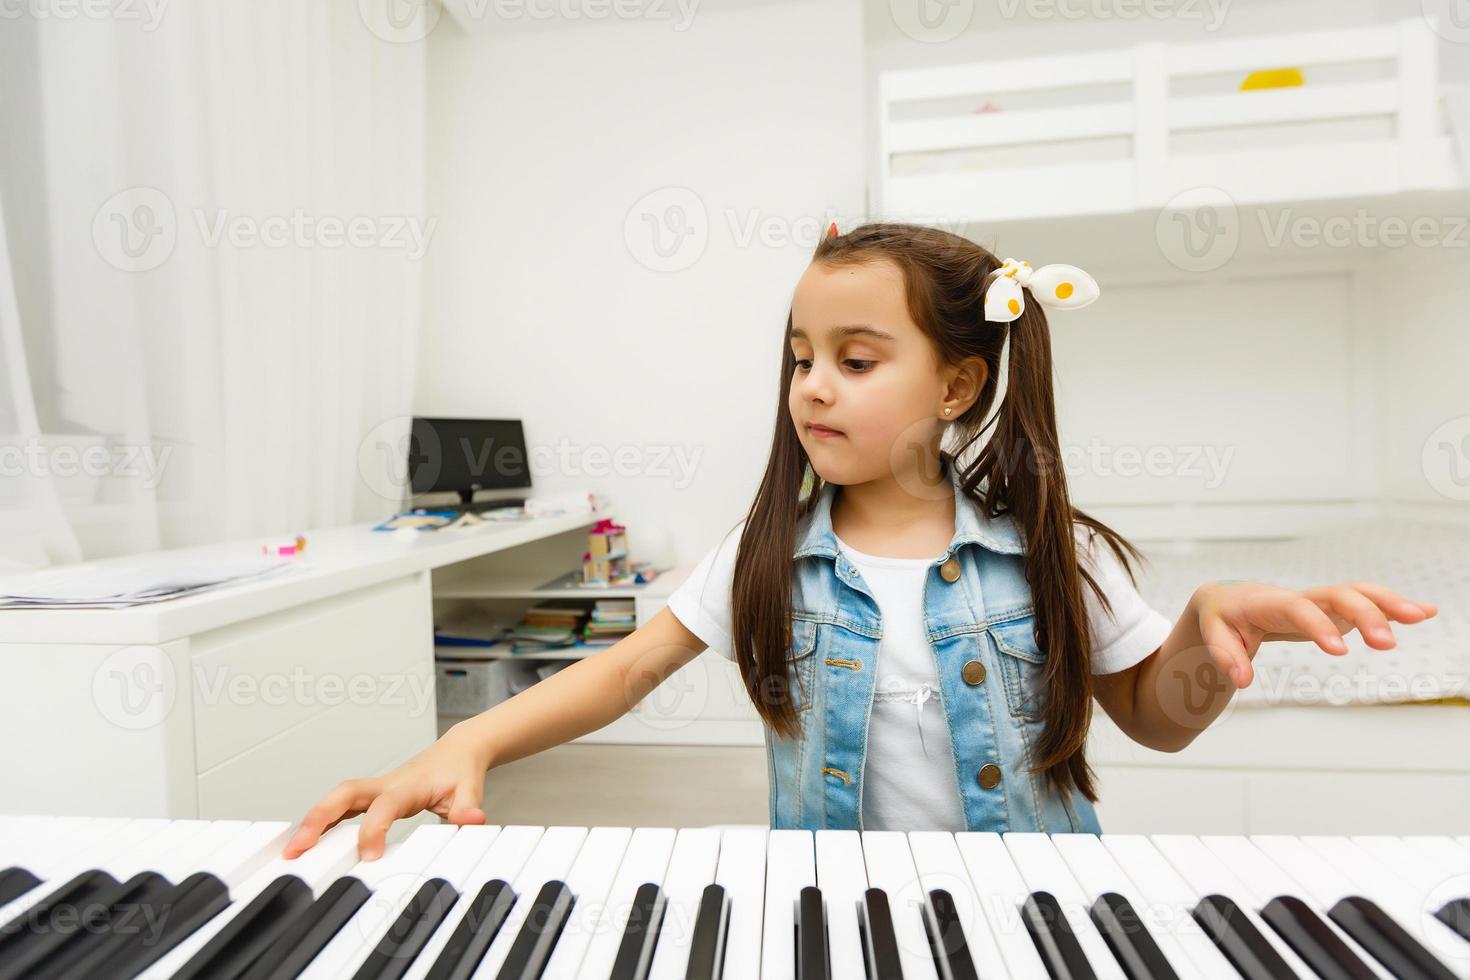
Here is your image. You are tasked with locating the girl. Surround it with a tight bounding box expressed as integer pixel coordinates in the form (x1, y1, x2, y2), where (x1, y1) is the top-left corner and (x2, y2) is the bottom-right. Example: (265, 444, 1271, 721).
(284, 222, 1437, 860)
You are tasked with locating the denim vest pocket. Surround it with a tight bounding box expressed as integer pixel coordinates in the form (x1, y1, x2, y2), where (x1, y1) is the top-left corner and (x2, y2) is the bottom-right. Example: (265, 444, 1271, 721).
(786, 615, 819, 714)
(990, 616, 1046, 722)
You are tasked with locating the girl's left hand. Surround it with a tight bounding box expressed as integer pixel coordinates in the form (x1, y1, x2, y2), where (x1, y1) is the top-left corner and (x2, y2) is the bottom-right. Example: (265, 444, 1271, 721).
(1192, 580, 1438, 688)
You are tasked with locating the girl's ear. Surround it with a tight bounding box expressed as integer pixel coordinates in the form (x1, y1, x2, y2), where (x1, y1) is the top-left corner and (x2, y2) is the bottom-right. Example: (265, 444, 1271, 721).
(942, 356, 988, 415)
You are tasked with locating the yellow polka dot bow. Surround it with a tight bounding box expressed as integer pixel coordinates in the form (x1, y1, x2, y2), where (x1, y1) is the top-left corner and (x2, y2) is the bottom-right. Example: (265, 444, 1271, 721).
(983, 257, 1099, 324)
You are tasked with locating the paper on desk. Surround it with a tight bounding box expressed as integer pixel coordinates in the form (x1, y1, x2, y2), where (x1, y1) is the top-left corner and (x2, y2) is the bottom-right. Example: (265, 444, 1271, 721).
(0, 559, 295, 609)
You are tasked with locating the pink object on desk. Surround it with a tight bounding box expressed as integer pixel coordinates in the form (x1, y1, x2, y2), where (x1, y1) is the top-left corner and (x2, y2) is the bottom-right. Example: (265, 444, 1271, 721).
(261, 534, 306, 557)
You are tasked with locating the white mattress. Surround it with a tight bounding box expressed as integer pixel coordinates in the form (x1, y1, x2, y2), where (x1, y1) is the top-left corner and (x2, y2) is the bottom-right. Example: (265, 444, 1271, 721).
(1129, 520, 1470, 707)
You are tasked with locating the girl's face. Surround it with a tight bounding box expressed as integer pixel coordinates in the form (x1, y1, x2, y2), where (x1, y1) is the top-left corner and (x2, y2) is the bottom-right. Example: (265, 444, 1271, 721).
(789, 258, 959, 487)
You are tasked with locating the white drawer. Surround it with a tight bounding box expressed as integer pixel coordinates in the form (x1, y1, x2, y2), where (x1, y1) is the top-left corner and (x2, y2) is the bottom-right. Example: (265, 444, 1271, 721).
(191, 573, 433, 772)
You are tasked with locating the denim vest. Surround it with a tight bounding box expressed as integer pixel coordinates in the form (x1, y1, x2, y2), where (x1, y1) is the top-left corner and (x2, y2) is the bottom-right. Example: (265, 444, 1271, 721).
(765, 460, 1102, 834)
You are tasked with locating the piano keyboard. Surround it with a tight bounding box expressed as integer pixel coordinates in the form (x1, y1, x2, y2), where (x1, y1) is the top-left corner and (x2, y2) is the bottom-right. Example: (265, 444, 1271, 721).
(0, 817, 1468, 979)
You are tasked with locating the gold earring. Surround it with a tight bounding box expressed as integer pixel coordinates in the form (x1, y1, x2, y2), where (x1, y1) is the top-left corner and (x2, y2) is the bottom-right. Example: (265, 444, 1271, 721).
(943, 407, 952, 416)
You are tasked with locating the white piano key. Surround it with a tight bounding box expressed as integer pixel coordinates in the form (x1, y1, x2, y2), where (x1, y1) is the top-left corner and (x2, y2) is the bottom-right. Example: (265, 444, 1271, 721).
(541, 826, 632, 980)
(815, 830, 868, 980)
(1005, 833, 1126, 980)
(862, 830, 939, 980)
(761, 829, 814, 980)
(1300, 835, 1470, 978)
(909, 830, 1011, 980)
(404, 824, 546, 980)
(298, 824, 461, 979)
(1096, 835, 1237, 979)
(139, 821, 365, 980)
(1152, 834, 1318, 978)
(716, 827, 767, 980)
(193, 819, 293, 885)
(471, 825, 590, 979)
(573, 826, 676, 980)
(648, 827, 722, 980)
(1201, 835, 1393, 980)
(1054, 833, 1235, 980)
(954, 833, 1049, 978)
(1402, 836, 1470, 878)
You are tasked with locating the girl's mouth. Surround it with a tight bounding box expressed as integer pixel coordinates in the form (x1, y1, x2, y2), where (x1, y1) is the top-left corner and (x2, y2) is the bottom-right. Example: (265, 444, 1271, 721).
(807, 423, 844, 439)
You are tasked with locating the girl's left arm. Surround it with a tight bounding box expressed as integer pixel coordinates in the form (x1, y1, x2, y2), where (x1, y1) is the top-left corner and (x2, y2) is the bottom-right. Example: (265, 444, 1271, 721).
(1091, 580, 1439, 753)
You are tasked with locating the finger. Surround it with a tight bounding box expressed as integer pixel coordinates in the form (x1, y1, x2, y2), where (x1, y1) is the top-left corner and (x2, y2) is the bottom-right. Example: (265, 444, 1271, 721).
(445, 779, 487, 826)
(357, 790, 412, 860)
(1346, 581, 1437, 622)
(1315, 585, 1396, 650)
(283, 779, 382, 858)
(1279, 595, 1348, 654)
(1201, 615, 1252, 688)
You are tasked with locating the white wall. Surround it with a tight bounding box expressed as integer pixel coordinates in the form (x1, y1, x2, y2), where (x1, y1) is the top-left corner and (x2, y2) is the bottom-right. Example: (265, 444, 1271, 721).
(419, 0, 866, 567)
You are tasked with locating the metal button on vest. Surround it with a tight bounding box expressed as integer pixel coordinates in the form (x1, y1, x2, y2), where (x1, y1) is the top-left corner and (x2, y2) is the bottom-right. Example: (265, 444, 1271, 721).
(939, 557, 961, 583)
(961, 660, 986, 685)
(978, 763, 1002, 789)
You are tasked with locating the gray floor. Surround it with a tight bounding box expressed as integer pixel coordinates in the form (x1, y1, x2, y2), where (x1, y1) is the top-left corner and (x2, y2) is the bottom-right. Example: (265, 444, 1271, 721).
(477, 742, 770, 827)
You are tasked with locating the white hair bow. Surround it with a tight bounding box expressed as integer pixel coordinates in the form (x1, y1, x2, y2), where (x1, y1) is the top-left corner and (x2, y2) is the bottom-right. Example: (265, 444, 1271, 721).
(983, 257, 1099, 323)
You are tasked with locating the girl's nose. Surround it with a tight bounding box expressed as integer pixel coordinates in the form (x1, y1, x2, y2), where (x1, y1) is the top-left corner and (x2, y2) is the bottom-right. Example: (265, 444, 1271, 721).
(796, 360, 834, 405)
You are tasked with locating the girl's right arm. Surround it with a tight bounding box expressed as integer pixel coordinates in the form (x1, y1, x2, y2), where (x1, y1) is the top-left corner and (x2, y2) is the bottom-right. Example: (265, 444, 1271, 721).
(282, 605, 709, 859)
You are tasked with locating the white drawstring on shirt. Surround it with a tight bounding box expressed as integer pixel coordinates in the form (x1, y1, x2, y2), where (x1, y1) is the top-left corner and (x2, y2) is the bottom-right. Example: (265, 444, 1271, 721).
(875, 679, 941, 758)
(912, 683, 936, 758)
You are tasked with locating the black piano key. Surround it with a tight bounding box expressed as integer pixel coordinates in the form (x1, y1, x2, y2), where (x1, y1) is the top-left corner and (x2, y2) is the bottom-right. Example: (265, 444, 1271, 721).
(0, 868, 41, 908)
(684, 882, 731, 980)
(923, 888, 978, 980)
(353, 876, 460, 980)
(1089, 891, 1179, 980)
(61, 870, 231, 979)
(425, 879, 517, 980)
(1191, 893, 1297, 980)
(1435, 898, 1470, 943)
(237, 875, 372, 980)
(1329, 895, 1458, 980)
(0, 868, 119, 963)
(858, 887, 903, 980)
(171, 874, 316, 980)
(0, 868, 170, 980)
(494, 879, 575, 980)
(608, 882, 665, 980)
(1261, 894, 1377, 980)
(1023, 890, 1097, 980)
(796, 884, 831, 980)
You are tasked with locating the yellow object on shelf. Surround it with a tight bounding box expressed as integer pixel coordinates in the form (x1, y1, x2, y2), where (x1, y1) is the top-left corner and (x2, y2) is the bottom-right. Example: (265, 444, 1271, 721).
(1240, 67, 1304, 91)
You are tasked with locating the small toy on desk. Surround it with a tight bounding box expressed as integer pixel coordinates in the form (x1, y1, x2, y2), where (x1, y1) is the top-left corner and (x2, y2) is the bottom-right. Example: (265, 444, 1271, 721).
(580, 519, 660, 587)
(261, 535, 306, 557)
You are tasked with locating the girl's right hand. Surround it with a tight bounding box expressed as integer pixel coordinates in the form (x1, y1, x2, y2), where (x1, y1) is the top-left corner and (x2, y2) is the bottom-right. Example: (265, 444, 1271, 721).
(281, 725, 491, 860)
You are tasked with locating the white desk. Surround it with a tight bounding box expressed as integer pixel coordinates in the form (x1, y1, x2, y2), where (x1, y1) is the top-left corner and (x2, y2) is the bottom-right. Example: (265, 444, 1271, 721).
(0, 510, 614, 820)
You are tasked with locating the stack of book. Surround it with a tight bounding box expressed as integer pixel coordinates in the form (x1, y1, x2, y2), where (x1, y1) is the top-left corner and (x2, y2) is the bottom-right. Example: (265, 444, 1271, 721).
(581, 598, 637, 648)
(509, 602, 588, 653)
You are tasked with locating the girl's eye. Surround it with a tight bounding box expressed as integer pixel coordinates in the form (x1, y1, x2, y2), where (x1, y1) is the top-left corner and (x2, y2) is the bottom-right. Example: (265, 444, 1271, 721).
(792, 358, 874, 372)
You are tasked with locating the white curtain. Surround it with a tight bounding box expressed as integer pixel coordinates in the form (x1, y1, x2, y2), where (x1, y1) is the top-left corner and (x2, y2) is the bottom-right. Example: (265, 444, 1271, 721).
(0, 1, 428, 569)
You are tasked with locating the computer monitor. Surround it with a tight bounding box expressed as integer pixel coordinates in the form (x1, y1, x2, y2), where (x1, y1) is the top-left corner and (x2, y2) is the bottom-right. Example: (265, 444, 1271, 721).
(407, 417, 532, 510)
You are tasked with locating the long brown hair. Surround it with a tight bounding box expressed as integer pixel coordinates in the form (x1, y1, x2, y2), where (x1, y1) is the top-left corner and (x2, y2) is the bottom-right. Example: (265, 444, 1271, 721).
(730, 222, 1149, 803)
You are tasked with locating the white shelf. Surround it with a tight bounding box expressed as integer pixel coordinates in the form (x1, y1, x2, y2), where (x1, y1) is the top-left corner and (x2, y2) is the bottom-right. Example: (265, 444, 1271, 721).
(877, 17, 1464, 228)
(433, 564, 688, 601)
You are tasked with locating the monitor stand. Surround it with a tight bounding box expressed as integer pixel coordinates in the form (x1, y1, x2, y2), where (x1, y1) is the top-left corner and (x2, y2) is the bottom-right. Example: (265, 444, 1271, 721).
(452, 490, 527, 514)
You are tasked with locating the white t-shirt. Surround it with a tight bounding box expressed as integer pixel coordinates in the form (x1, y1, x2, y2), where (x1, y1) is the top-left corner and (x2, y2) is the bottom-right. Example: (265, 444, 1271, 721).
(665, 517, 1174, 830)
